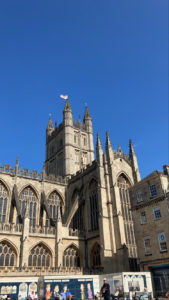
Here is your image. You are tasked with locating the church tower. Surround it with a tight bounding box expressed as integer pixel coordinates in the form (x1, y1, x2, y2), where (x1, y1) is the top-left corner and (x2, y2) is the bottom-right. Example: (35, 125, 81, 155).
(44, 99, 95, 178)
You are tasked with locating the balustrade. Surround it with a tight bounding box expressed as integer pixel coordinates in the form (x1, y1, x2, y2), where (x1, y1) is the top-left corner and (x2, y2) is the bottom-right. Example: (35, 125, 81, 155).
(0, 223, 22, 233)
(69, 228, 84, 237)
(29, 225, 55, 235)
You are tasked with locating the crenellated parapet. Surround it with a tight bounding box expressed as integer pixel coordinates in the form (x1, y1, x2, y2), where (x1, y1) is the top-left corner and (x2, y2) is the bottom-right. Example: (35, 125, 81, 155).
(0, 163, 42, 179)
(0, 163, 67, 184)
(68, 160, 97, 183)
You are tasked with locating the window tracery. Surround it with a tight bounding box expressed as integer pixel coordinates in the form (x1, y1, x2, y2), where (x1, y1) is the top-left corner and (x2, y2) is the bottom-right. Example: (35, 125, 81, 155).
(62, 246, 80, 268)
(0, 242, 16, 267)
(0, 182, 8, 223)
(28, 244, 51, 267)
(117, 174, 137, 258)
(19, 187, 37, 227)
(89, 179, 99, 231)
(46, 191, 62, 227)
(92, 244, 101, 267)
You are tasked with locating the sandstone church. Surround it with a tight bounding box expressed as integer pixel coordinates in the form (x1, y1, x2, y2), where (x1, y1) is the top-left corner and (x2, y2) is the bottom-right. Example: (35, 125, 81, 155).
(0, 99, 141, 275)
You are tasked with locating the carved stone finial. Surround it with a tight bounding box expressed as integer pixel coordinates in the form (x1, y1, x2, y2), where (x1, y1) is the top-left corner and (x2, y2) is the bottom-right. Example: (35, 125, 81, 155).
(16, 156, 19, 167)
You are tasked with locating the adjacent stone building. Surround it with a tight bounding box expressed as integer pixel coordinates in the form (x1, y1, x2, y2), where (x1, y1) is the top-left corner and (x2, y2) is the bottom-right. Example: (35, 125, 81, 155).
(130, 165, 169, 296)
(0, 99, 141, 276)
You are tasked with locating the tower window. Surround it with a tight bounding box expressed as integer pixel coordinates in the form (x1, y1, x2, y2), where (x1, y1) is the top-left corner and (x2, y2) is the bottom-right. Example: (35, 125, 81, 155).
(83, 136, 87, 146)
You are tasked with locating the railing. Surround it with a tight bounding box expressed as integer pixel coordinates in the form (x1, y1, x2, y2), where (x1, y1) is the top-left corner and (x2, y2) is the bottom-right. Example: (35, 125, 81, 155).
(0, 223, 22, 233)
(29, 225, 56, 235)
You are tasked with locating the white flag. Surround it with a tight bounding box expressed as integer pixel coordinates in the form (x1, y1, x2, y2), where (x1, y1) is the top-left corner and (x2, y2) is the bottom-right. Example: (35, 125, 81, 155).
(60, 95, 68, 100)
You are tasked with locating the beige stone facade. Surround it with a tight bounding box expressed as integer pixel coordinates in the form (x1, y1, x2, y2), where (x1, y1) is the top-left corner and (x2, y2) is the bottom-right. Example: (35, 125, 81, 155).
(0, 100, 141, 276)
(130, 166, 169, 296)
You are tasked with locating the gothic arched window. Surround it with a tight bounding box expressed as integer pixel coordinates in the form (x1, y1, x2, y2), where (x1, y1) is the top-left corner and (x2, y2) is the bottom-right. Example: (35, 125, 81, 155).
(117, 174, 137, 258)
(62, 246, 80, 268)
(28, 243, 51, 267)
(0, 182, 8, 223)
(89, 179, 99, 231)
(92, 244, 101, 268)
(46, 191, 63, 227)
(70, 190, 84, 232)
(0, 241, 16, 267)
(19, 187, 37, 227)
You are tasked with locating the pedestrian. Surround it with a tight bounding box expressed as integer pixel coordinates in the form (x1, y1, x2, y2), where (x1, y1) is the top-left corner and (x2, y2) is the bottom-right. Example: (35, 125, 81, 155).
(60, 290, 66, 300)
(65, 289, 72, 300)
(140, 288, 149, 300)
(101, 278, 110, 300)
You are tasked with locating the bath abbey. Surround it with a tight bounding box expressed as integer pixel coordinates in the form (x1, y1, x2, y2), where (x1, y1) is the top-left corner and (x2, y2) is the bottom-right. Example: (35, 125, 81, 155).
(0, 99, 141, 276)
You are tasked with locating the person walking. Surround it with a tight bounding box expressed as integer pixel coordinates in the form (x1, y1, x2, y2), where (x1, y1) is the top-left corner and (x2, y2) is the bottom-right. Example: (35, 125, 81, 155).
(101, 278, 110, 300)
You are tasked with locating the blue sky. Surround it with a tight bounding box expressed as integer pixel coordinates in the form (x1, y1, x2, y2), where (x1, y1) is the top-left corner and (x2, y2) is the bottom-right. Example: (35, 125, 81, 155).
(0, 0, 168, 178)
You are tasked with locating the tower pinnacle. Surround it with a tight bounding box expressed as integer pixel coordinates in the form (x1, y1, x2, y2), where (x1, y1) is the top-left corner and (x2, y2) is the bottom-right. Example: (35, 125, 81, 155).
(47, 115, 54, 130)
(83, 106, 91, 121)
(96, 133, 103, 166)
(106, 131, 114, 163)
(63, 99, 72, 112)
(129, 139, 141, 182)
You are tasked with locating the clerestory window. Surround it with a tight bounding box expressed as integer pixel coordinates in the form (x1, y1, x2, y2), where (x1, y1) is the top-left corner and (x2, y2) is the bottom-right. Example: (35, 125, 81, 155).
(0, 182, 8, 223)
(19, 187, 37, 227)
(46, 191, 62, 227)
